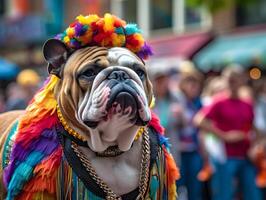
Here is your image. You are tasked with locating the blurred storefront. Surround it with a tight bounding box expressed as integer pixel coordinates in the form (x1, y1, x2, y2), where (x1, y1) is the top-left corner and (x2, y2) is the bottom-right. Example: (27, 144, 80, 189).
(109, 0, 213, 72)
(149, 31, 213, 59)
(146, 31, 214, 76)
(110, 0, 212, 36)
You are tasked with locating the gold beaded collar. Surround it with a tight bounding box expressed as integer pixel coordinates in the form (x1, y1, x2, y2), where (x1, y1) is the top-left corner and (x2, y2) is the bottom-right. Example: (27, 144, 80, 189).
(57, 105, 86, 142)
(56, 105, 145, 143)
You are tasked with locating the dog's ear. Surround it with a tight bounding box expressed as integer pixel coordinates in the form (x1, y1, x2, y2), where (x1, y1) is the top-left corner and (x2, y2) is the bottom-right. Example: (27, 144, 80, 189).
(43, 39, 71, 78)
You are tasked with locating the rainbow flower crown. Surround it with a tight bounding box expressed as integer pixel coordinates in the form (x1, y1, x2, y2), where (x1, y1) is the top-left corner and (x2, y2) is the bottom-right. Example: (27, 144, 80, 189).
(55, 13, 153, 59)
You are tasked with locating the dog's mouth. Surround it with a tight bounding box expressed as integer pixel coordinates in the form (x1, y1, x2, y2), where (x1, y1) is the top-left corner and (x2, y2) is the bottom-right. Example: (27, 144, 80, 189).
(84, 82, 149, 128)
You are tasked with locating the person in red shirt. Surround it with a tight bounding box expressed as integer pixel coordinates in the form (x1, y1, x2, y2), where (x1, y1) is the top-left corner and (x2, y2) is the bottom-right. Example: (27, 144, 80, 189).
(194, 65, 262, 200)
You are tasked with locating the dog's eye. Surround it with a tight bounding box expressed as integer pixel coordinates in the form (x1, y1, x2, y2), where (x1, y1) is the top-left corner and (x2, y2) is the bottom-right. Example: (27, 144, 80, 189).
(78, 69, 97, 82)
(136, 69, 145, 79)
(83, 69, 96, 77)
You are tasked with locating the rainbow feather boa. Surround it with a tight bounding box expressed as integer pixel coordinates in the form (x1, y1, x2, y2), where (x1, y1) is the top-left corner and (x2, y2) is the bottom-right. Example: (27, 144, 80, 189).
(3, 76, 61, 200)
(3, 75, 179, 200)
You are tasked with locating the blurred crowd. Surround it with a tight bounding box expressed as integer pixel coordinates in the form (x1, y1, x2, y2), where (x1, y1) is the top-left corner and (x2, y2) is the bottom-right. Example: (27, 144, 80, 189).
(0, 69, 41, 113)
(150, 61, 266, 200)
(1, 61, 266, 200)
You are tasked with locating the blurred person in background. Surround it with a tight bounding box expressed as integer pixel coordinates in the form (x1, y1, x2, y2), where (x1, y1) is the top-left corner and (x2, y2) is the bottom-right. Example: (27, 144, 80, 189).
(151, 67, 181, 167)
(5, 69, 40, 111)
(174, 61, 204, 200)
(196, 77, 228, 198)
(194, 65, 262, 200)
(201, 76, 228, 106)
(198, 77, 228, 172)
(5, 82, 27, 111)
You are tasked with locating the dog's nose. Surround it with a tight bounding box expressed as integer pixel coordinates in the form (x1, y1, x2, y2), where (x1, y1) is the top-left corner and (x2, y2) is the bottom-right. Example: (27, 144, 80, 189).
(108, 70, 130, 81)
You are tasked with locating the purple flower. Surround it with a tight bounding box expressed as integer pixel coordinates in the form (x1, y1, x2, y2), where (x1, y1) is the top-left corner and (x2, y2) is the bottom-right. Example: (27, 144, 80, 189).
(70, 39, 81, 49)
(54, 33, 64, 40)
(75, 23, 86, 37)
(137, 42, 153, 59)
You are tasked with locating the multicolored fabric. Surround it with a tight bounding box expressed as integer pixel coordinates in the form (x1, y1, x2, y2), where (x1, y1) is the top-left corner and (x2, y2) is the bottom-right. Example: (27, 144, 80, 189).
(2, 121, 19, 169)
(2, 75, 179, 200)
(57, 147, 171, 200)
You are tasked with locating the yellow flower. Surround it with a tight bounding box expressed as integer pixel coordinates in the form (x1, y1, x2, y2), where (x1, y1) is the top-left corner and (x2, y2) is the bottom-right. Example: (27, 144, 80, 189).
(76, 14, 100, 25)
(63, 36, 70, 43)
(112, 34, 125, 47)
(103, 13, 115, 32)
(66, 27, 75, 38)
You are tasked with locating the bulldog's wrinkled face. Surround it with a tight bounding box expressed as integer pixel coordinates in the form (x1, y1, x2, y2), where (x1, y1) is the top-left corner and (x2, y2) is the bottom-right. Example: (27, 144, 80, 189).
(78, 48, 151, 128)
(43, 39, 153, 153)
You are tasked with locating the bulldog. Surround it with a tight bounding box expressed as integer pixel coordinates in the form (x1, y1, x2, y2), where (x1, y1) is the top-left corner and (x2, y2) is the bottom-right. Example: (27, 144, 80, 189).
(45, 39, 153, 194)
(46, 39, 153, 152)
(0, 14, 178, 200)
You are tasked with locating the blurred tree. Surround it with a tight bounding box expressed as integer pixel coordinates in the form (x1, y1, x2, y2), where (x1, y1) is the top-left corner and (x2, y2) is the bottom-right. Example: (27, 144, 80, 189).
(187, 0, 256, 13)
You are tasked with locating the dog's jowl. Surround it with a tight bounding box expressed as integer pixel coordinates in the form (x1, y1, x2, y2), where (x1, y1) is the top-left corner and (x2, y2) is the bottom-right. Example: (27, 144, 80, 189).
(0, 13, 179, 200)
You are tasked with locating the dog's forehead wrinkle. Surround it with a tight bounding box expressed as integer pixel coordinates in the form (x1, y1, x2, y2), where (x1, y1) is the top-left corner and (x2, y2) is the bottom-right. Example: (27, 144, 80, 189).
(80, 58, 109, 71)
(107, 47, 141, 67)
(119, 57, 138, 67)
(64, 47, 108, 73)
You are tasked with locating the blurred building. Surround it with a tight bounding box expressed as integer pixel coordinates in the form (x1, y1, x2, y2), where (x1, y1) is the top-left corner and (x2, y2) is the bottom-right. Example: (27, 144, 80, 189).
(0, 0, 109, 73)
(1, 0, 266, 78)
(0, 0, 62, 70)
(194, 0, 266, 75)
(109, 0, 266, 76)
(110, 0, 213, 62)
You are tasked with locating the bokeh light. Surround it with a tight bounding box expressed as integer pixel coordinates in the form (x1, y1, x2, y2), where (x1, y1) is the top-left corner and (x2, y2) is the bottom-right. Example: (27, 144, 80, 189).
(249, 67, 261, 80)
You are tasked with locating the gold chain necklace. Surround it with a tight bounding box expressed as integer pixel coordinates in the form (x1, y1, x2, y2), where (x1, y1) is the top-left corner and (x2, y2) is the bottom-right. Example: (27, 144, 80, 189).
(71, 129, 151, 200)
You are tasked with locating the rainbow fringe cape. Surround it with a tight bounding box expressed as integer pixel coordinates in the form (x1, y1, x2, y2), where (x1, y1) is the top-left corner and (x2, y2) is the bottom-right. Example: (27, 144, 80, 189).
(2, 75, 179, 199)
